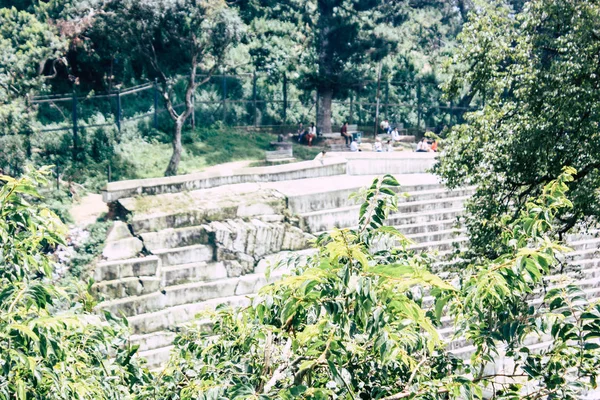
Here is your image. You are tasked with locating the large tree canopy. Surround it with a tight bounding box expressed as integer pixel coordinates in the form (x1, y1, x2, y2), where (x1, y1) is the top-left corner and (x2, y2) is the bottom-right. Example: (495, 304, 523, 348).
(0, 7, 65, 173)
(239, 0, 406, 133)
(90, 0, 245, 176)
(436, 0, 600, 256)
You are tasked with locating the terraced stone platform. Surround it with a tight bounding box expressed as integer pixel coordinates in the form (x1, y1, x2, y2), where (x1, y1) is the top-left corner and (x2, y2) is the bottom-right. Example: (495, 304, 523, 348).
(94, 152, 600, 373)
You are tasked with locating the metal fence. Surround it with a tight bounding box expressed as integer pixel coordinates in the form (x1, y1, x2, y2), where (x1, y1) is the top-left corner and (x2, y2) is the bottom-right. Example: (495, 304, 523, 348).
(29, 71, 476, 160)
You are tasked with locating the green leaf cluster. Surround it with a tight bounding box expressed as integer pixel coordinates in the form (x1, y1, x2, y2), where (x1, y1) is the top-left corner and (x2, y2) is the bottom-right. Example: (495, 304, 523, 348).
(437, 0, 600, 257)
(0, 168, 151, 399)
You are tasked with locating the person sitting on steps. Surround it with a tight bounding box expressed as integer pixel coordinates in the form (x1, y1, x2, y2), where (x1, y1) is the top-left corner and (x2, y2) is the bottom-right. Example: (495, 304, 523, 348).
(374, 137, 383, 152)
(306, 122, 317, 147)
(340, 122, 351, 147)
(416, 138, 429, 152)
(385, 139, 394, 152)
(391, 127, 401, 142)
(315, 149, 327, 164)
(297, 122, 306, 143)
(380, 119, 391, 134)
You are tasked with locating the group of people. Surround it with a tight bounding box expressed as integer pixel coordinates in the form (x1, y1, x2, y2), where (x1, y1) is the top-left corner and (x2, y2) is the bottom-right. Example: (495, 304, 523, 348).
(380, 120, 406, 143)
(297, 122, 317, 146)
(295, 120, 438, 153)
(416, 137, 438, 152)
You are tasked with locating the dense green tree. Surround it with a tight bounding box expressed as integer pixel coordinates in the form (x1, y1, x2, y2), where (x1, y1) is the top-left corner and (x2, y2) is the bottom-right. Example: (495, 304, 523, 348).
(437, 0, 600, 257)
(90, 0, 244, 176)
(239, 0, 405, 134)
(142, 170, 600, 399)
(0, 6, 65, 174)
(0, 167, 151, 399)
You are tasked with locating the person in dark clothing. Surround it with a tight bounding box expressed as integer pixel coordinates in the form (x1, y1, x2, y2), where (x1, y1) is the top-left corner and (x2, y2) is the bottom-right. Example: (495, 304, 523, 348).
(340, 122, 351, 147)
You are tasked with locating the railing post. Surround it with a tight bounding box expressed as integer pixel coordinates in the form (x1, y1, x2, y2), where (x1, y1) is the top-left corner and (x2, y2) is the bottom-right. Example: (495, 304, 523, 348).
(374, 63, 382, 137)
(253, 71, 258, 127)
(72, 91, 78, 162)
(349, 92, 354, 125)
(315, 90, 319, 129)
(153, 78, 159, 129)
(222, 73, 227, 124)
(116, 88, 122, 133)
(56, 161, 60, 190)
(385, 80, 389, 121)
(283, 73, 288, 124)
(417, 80, 422, 133)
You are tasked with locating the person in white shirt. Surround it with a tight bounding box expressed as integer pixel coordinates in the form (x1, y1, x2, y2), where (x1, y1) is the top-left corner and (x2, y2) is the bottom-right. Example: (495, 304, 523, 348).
(391, 127, 401, 142)
(315, 150, 327, 164)
(374, 137, 383, 152)
(306, 122, 317, 147)
(385, 140, 394, 152)
(350, 140, 359, 152)
(416, 138, 429, 152)
(380, 120, 391, 134)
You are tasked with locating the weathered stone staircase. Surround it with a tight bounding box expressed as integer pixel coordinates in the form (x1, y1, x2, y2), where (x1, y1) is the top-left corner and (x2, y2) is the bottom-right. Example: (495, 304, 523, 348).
(94, 153, 600, 377)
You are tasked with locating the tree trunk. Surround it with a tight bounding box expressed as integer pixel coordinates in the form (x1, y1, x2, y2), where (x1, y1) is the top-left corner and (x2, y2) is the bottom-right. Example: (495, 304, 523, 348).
(318, 87, 333, 134)
(315, 1, 334, 135)
(165, 119, 183, 176)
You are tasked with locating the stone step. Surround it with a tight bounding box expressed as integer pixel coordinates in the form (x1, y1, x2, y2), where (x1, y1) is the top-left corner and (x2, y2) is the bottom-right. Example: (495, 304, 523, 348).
(132, 319, 214, 354)
(568, 258, 600, 270)
(569, 267, 600, 281)
(137, 345, 174, 369)
(406, 228, 466, 244)
(161, 261, 228, 286)
(288, 185, 470, 215)
(566, 248, 600, 262)
(569, 237, 600, 251)
(152, 244, 214, 267)
(102, 270, 284, 319)
(410, 236, 469, 253)
(446, 285, 600, 362)
(94, 256, 160, 282)
(105, 157, 348, 203)
(301, 196, 469, 234)
(141, 225, 210, 252)
(314, 218, 460, 238)
(132, 330, 177, 353)
(388, 207, 465, 227)
(136, 270, 600, 370)
(95, 276, 161, 300)
(564, 229, 600, 242)
(127, 294, 251, 335)
(327, 144, 350, 151)
(397, 219, 459, 236)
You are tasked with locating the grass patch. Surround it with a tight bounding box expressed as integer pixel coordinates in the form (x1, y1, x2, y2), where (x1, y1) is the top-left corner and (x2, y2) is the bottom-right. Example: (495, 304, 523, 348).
(112, 127, 322, 181)
(292, 143, 323, 161)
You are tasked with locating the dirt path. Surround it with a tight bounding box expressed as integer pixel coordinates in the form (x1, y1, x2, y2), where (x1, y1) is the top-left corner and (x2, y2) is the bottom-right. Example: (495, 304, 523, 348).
(201, 160, 254, 174)
(70, 193, 106, 227)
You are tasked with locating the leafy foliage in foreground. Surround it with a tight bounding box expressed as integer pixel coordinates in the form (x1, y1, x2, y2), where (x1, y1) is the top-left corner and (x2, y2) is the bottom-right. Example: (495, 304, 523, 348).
(146, 169, 600, 399)
(0, 168, 150, 399)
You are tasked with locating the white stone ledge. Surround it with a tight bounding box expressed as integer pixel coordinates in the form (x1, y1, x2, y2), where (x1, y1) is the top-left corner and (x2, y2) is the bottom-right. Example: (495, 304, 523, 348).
(322, 151, 438, 175)
(102, 157, 348, 203)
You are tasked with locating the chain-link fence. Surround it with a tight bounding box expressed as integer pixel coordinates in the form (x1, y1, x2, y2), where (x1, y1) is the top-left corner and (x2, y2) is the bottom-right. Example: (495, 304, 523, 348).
(31, 71, 474, 145)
